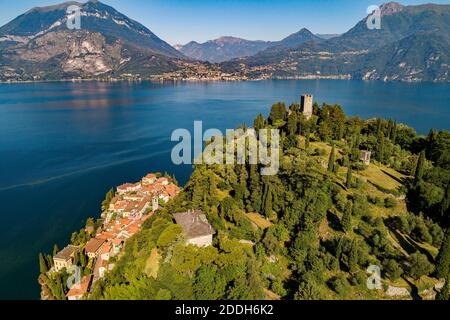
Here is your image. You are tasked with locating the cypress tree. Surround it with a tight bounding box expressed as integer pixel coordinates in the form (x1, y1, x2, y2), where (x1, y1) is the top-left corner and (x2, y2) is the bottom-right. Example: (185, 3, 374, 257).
(53, 244, 59, 257)
(415, 151, 426, 182)
(341, 201, 353, 233)
(328, 145, 335, 173)
(427, 129, 438, 155)
(411, 154, 418, 176)
(436, 228, 450, 279)
(39, 253, 48, 274)
(376, 118, 382, 137)
(436, 276, 449, 300)
(287, 114, 298, 137)
(249, 165, 262, 213)
(391, 120, 398, 143)
(439, 184, 450, 219)
(263, 184, 273, 219)
(254, 114, 265, 133)
(377, 134, 385, 162)
(346, 166, 353, 188)
(46, 254, 54, 268)
(387, 119, 393, 140)
(73, 251, 79, 266)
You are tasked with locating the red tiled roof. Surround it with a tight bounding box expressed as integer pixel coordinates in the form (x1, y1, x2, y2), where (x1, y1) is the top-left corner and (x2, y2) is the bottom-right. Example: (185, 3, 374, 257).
(164, 184, 180, 197)
(85, 238, 106, 254)
(99, 243, 112, 255)
(96, 232, 116, 241)
(66, 275, 92, 298)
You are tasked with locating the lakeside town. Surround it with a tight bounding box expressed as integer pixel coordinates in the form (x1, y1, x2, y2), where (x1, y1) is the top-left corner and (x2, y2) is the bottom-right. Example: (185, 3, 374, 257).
(38, 173, 182, 300)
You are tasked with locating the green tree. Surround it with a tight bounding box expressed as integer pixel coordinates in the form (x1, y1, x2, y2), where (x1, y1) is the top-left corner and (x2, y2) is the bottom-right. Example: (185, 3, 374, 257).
(436, 228, 450, 279)
(157, 224, 182, 247)
(384, 259, 403, 281)
(408, 252, 434, 279)
(263, 184, 274, 219)
(376, 118, 383, 137)
(269, 102, 287, 125)
(287, 113, 298, 137)
(328, 145, 335, 173)
(194, 265, 226, 300)
(294, 274, 323, 300)
(391, 120, 398, 143)
(436, 276, 449, 300)
(249, 164, 262, 212)
(415, 151, 426, 182)
(439, 184, 450, 219)
(377, 134, 385, 162)
(341, 201, 353, 233)
(39, 253, 48, 274)
(254, 114, 265, 133)
(101, 188, 115, 212)
(53, 244, 59, 257)
(346, 166, 353, 188)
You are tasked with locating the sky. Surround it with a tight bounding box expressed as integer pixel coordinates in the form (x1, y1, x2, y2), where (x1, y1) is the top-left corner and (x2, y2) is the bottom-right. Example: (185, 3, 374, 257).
(0, 0, 449, 45)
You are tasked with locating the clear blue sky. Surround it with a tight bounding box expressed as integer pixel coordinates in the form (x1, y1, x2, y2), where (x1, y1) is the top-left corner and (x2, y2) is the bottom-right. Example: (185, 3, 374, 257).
(0, 0, 449, 44)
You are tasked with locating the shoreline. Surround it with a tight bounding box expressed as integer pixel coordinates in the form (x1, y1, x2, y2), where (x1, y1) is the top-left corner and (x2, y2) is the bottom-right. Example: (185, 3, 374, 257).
(1, 76, 449, 85)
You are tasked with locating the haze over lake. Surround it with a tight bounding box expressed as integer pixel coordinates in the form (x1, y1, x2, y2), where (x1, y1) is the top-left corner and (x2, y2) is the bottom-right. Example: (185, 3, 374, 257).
(0, 79, 449, 299)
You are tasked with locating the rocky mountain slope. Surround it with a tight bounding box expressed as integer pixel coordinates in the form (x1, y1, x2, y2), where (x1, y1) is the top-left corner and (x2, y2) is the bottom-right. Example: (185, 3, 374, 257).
(0, 0, 188, 81)
(220, 2, 450, 82)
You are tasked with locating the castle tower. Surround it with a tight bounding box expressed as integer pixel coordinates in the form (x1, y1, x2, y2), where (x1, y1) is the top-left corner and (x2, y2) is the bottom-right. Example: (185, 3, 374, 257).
(300, 94, 313, 120)
(152, 196, 159, 212)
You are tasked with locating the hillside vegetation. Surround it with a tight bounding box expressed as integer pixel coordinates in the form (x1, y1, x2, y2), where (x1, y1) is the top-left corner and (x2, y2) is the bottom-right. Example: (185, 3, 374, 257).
(87, 100, 450, 300)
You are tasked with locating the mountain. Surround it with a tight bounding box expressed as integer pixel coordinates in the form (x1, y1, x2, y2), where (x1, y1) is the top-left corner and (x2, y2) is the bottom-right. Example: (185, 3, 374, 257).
(0, 0, 190, 81)
(1, 1, 449, 82)
(177, 29, 322, 63)
(277, 28, 323, 47)
(0, 1, 183, 57)
(177, 37, 272, 63)
(221, 2, 450, 82)
(355, 31, 450, 82)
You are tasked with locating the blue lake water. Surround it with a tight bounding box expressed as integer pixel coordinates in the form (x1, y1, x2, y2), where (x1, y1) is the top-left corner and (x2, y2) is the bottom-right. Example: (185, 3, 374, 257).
(0, 79, 449, 299)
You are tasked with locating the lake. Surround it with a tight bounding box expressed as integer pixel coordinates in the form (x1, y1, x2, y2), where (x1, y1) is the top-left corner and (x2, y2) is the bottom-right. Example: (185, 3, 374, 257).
(0, 79, 449, 299)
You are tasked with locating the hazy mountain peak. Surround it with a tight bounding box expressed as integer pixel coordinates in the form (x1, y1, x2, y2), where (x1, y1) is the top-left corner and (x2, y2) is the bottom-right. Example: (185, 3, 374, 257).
(214, 36, 246, 44)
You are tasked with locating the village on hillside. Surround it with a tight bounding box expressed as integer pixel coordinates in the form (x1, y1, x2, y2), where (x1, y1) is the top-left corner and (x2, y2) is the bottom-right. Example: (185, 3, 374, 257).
(40, 173, 181, 300)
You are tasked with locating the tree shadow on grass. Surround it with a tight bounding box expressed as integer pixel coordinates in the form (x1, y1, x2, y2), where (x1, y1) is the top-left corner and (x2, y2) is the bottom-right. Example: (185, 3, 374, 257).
(327, 210, 341, 232)
(403, 277, 422, 300)
(387, 225, 434, 262)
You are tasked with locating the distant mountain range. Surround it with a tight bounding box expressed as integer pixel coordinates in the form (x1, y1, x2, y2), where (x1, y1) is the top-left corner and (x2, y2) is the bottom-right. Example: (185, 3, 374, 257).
(176, 28, 323, 63)
(221, 2, 450, 82)
(0, 1, 449, 82)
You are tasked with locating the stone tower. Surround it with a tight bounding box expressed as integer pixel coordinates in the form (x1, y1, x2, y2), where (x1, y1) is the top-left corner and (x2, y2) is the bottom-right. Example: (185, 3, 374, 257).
(300, 94, 313, 120)
(152, 196, 159, 212)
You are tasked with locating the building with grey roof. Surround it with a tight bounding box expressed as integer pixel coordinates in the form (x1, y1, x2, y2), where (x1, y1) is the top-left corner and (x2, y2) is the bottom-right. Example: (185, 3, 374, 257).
(173, 210, 215, 247)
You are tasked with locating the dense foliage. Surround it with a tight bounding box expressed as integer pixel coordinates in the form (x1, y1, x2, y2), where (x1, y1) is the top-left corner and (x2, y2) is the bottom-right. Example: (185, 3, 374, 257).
(42, 100, 450, 300)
